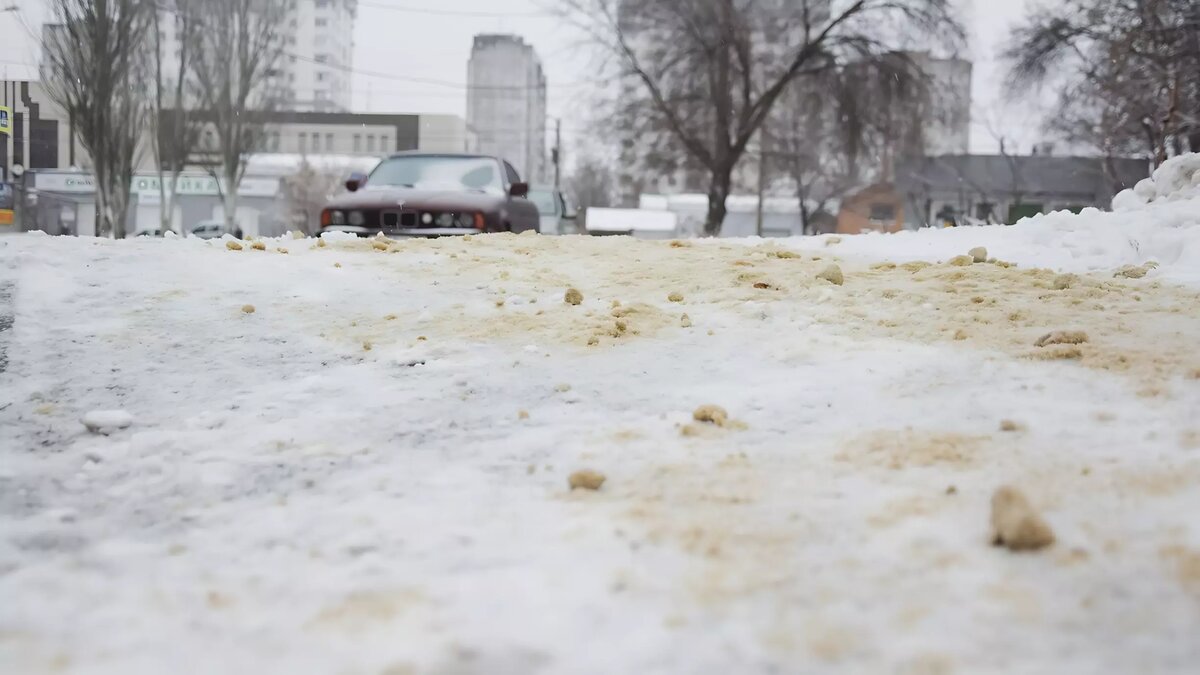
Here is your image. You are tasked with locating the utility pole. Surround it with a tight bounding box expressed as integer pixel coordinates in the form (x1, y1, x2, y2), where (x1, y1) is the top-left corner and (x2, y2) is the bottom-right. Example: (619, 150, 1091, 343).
(552, 117, 561, 190)
(755, 131, 766, 237)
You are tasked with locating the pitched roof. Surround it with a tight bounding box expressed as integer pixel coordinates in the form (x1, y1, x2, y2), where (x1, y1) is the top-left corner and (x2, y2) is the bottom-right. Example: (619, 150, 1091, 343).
(896, 155, 1149, 201)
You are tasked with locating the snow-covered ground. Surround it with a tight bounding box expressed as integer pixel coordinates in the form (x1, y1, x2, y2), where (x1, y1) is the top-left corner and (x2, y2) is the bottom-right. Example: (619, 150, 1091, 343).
(2, 157, 1199, 674)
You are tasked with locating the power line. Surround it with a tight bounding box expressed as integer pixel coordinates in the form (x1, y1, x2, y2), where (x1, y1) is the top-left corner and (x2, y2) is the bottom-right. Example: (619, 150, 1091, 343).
(287, 50, 611, 91)
(356, 1, 552, 19)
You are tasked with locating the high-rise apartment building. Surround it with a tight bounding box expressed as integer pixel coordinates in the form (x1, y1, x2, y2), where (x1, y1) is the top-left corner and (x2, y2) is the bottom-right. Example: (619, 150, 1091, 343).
(157, 0, 356, 113)
(466, 35, 547, 183)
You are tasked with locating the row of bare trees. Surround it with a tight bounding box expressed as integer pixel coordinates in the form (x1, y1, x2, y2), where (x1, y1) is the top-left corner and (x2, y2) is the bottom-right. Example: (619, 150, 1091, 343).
(1006, 0, 1200, 166)
(41, 0, 285, 238)
(566, 0, 964, 235)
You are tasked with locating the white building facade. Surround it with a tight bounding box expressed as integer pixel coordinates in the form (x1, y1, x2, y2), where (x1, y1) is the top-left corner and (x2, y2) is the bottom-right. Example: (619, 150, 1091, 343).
(157, 0, 356, 112)
(466, 35, 547, 183)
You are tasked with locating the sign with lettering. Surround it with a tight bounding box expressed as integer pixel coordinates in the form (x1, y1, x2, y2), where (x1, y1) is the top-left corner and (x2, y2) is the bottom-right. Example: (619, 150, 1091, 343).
(34, 172, 279, 198)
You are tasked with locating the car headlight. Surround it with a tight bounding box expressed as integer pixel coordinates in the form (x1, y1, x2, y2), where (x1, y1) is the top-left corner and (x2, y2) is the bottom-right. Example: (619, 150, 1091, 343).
(436, 213, 455, 227)
(348, 210, 365, 226)
(331, 210, 346, 225)
(421, 212, 433, 225)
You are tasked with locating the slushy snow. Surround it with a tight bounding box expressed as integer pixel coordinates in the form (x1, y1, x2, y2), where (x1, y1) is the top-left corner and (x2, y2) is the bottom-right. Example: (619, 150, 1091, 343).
(2, 155, 1200, 674)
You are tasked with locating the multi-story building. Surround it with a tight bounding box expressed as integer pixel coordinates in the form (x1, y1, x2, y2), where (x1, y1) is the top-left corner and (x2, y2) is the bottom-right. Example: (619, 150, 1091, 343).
(915, 54, 972, 157)
(466, 35, 547, 183)
(157, 0, 356, 112)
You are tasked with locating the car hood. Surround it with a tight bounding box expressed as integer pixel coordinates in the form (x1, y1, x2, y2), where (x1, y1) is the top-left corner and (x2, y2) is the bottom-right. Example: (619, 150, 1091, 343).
(326, 187, 507, 211)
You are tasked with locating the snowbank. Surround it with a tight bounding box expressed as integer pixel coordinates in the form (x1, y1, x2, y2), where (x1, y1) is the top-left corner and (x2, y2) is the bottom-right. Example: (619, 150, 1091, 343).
(2, 184, 1200, 673)
(782, 153, 1200, 286)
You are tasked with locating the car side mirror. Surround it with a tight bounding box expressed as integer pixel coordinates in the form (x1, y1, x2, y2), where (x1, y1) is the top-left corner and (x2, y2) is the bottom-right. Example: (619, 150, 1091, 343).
(345, 172, 367, 192)
(509, 182, 529, 198)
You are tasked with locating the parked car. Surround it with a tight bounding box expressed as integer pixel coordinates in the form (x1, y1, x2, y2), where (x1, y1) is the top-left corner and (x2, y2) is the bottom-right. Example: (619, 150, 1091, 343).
(527, 186, 578, 235)
(190, 220, 243, 239)
(318, 152, 540, 237)
(134, 228, 167, 237)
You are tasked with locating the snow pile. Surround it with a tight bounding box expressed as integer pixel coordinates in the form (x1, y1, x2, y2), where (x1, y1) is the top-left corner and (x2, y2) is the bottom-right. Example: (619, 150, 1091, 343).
(1113, 153, 1200, 210)
(781, 153, 1200, 286)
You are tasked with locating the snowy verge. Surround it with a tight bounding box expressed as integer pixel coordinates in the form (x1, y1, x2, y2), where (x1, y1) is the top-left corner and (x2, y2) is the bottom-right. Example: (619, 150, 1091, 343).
(779, 153, 1200, 286)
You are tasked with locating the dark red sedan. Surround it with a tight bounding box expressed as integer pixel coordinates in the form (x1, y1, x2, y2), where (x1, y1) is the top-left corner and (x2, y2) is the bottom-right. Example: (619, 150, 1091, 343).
(319, 152, 541, 237)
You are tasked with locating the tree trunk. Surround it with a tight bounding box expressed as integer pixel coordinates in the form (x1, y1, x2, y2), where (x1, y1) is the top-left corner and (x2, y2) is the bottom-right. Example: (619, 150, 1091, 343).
(703, 169, 732, 237)
(223, 163, 239, 235)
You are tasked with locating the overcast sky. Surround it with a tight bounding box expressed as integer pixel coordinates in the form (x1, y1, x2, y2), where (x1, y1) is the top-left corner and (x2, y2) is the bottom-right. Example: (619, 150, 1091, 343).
(2, 0, 1040, 155)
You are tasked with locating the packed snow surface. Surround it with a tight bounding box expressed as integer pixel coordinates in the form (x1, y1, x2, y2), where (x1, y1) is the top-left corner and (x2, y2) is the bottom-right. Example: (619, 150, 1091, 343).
(2, 156, 1200, 674)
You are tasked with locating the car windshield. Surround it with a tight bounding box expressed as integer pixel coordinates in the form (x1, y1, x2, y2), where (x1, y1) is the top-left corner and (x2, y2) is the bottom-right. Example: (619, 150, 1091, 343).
(366, 156, 504, 195)
(527, 189, 559, 216)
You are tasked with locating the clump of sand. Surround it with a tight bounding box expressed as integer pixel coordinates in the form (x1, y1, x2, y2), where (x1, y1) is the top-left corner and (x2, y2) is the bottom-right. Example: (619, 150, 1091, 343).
(250, 240, 266, 251)
(693, 404, 729, 427)
(226, 241, 244, 251)
(568, 469, 606, 491)
(1115, 263, 1158, 279)
(1035, 330, 1089, 347)
(990, 486, 1055, 551)
(969, 247, 988, 263)
(564, 288, 584, 305)
(681, 313, 693, 328)
(999, 419, 1024, 432)
(241, 304, 256, 314)
(948, 255, 975, 267)
(668, 291, 685, 303)
(816, 264, 844, 286)
(1052, 274, 1078, 290)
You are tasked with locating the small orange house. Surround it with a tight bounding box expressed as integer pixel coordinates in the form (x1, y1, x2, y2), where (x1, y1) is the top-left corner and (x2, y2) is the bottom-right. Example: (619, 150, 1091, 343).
(836, 183, 905, 234)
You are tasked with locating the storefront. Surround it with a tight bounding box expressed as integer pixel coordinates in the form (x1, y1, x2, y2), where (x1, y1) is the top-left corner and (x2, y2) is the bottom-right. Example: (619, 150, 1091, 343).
(28, 171, 285, 237)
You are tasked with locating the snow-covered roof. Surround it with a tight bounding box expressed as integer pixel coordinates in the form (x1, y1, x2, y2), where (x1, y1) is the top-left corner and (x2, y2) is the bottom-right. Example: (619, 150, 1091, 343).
(243, 154, 385, 177)
(586, 207, 678, 233)
(640, 193, 806, 214)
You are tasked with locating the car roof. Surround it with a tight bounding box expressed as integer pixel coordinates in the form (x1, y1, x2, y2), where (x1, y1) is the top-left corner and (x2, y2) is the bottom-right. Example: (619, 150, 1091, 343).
(383, 151, 501, 162)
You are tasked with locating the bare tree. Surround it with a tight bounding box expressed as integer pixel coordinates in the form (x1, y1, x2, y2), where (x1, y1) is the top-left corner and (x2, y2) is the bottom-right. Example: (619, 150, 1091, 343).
(1006, 0, 1200, 165)
(281, 160, 345, 236)
(41, 0, 152, 238)
(151, 0, 202, 235)
(566, 0, 962, 235)
(566, 157, 617, 228)
(188, 0, 286, 235)
(766, 52, 931, 234)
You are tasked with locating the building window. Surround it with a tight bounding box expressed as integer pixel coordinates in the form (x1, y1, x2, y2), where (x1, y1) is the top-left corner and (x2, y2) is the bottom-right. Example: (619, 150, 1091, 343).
(353, 134, 361, 152)
(325, 133, 334, 152)
(315, 0, 330, 7)
(316, 72, 327, 82)
(367, 135, 376, 152)
(298, 133, 307, 153)
(315, 18, 328, 27)
(379, 135, 389, 151)
(1007, 202, 1043, 225)
(315, 90, 328, 102)
(869, 204, 895, 222)
(314, 54, 329, 64)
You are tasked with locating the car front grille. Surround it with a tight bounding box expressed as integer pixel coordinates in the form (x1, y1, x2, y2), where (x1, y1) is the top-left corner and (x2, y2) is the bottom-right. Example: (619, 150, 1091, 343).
(382, 210, 418, 229)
